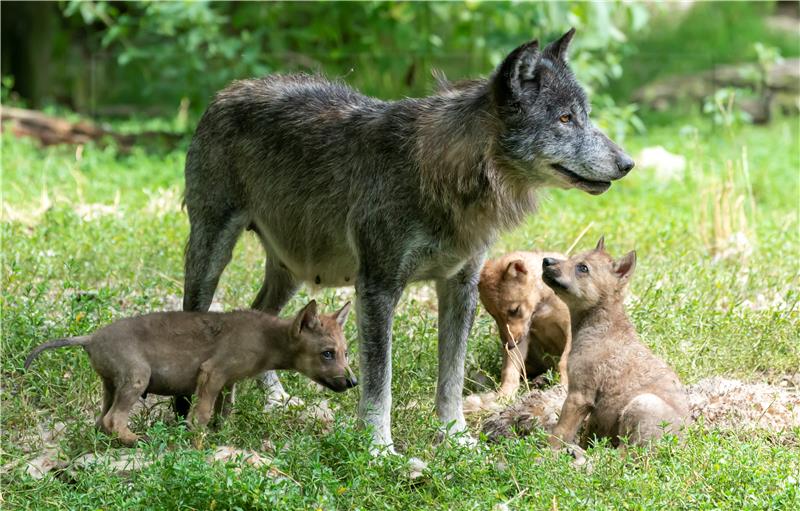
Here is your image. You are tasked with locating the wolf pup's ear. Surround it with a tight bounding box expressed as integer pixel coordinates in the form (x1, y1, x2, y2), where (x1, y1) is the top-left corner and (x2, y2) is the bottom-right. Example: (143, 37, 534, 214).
(333, 301, 352, 327)
(492, 39, 540, 107)
(504, 259, 528, 280)
(595, 235, 606, 252)
(613, 250, 637, 282)
(543, 27, 576, 62)
(294, 300, 320, 335)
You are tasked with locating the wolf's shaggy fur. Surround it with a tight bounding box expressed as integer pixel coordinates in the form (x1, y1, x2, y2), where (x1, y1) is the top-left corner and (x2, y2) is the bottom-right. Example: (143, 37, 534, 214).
(182, 29, 634, 448)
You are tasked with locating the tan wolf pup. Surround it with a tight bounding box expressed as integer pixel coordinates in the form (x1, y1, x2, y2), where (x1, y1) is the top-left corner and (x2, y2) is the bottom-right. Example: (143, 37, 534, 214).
(541, 238, 690, 454)
(478, 251, 571, 395)
(25, 300, 356, 446)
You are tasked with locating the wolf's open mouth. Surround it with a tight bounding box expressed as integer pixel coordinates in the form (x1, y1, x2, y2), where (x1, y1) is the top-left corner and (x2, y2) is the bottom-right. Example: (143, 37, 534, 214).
(551, 163, 611, 195)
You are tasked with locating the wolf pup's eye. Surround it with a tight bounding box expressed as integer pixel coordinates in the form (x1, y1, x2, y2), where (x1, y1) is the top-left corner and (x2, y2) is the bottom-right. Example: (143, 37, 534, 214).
(321, 351, 334, 360)
(508, 305, 521, 317)
(577, 263, 589, 274)
(559, 114, 572, 123)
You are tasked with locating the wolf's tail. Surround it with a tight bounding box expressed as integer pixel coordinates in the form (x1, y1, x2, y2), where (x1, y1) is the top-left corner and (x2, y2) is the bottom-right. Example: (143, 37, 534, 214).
(24, 336, 91, 370)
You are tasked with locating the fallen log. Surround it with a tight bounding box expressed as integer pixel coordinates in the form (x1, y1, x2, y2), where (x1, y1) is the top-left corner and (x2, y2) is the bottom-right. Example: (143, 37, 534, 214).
(0, 106, 184, 149)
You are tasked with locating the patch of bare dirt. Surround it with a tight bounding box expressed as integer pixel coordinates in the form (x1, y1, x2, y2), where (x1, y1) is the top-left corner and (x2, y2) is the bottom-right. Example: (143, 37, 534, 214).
(479, 376, 800, 442)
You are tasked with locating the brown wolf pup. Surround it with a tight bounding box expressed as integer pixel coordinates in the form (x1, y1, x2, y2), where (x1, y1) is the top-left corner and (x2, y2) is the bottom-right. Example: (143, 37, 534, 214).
(478, 251, 571, 395)
(541, 238, 690, 453)
(25, 301, 356, 446)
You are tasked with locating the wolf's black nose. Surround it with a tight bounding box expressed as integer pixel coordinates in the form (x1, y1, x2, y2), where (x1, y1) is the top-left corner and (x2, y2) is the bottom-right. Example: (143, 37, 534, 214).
(616, 154, 635, 174)
(346, 376, 358, 388)
(543, 257, 558, 267)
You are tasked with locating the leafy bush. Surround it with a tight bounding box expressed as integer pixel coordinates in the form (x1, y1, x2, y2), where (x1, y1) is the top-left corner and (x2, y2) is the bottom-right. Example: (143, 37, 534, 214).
(62, 1, 648, 120)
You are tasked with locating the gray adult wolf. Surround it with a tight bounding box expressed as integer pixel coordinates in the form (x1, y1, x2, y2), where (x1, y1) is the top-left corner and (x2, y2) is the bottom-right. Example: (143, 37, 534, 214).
(181, 28, 634, 450)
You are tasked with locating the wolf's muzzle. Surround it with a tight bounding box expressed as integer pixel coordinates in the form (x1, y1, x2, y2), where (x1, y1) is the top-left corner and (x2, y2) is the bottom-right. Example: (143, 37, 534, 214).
(616, 153, 635, 175)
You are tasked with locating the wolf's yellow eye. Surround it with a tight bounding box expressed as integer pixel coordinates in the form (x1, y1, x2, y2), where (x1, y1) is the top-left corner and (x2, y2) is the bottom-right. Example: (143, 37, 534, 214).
(559, 114, 572, 123)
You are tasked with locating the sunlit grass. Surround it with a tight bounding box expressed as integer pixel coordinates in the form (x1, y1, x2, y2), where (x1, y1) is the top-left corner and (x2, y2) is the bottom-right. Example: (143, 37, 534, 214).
(2, 117, 798, 509)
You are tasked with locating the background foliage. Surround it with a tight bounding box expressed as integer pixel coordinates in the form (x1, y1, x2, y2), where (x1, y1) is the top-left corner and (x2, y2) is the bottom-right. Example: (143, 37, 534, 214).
(2, 2, 799, 509)
(10, 1, 648, 115)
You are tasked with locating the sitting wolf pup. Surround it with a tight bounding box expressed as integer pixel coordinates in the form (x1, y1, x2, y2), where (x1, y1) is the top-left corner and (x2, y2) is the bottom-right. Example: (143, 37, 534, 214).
(478, 251, 571, 396)
(541, 238, 689, 453)
(25, 300, 356, 446)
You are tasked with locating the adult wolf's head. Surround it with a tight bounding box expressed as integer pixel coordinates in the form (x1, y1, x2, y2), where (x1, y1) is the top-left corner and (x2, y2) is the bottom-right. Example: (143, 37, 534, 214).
(491, 29, 634, 195)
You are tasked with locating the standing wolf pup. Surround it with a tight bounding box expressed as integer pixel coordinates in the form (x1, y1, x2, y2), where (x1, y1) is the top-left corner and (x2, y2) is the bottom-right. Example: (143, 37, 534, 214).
(25, 301, 355, 446)
(182, 28, 634, 450)
(542, 238, 690, 452)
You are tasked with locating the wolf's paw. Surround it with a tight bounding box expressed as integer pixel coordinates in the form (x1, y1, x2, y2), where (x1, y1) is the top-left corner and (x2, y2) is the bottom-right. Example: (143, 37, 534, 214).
(436, 424, 480, 450)
(368, 441, 398, 457)
(452, 432, 479, 449)
(263, 392, 305, 411)
(407, 456, 428, 480)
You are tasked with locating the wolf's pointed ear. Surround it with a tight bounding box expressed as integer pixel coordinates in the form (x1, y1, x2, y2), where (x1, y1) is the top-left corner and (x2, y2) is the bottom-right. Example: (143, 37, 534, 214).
(595, 236, 606, 252)
(543, 27, 576, 62)
(614, 250, 636, 282)
(504, 259, 528, 280)
(293, 300, 320, 335)
(492, 39, 540, 106)
(333, 301, 352, 327)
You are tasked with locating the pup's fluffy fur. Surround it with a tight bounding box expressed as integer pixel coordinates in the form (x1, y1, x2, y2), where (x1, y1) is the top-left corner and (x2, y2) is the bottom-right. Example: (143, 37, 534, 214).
(25, 301, 355, 445)
(478, 251, 571, 396)
(542, 238, 690, 450)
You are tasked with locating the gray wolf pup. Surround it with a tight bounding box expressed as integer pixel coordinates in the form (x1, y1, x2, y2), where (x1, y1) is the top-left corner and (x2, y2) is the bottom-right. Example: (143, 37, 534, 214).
(25, 301, 355, 445)
(478, 250, 571, 395)
(182, 28, 634, 450)
(542, 238, 690, 454)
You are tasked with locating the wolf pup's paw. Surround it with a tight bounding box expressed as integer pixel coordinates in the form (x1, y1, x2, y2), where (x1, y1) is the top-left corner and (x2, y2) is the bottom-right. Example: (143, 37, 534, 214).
(564, 444, 593, 472)
(463, 392, 503, 414)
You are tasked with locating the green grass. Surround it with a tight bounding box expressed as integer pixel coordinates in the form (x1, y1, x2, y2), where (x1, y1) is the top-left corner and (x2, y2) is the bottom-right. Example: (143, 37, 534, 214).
(2, 115, 799, 509)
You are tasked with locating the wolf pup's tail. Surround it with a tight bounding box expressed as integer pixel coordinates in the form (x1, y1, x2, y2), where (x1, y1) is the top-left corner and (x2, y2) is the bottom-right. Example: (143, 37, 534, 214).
(24, 336, 92, 370)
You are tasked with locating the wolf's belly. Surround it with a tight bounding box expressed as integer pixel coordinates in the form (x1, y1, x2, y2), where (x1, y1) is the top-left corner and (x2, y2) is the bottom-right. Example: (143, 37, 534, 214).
(253, 217, 475, 287)
(254, 218, 358, 287)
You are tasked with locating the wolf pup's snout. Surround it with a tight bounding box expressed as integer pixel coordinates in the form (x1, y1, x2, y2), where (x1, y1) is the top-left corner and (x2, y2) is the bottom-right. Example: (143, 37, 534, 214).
(542, 257, 560, 268)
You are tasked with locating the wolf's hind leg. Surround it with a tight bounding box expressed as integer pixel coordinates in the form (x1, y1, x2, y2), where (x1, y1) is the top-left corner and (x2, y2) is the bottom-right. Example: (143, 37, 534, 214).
(435, 255, 483, 445)
(183, 209, 249, 313)
(251, 254, 300, 314)
(179, 210, 248, 418)
(250, 254, 302, 408)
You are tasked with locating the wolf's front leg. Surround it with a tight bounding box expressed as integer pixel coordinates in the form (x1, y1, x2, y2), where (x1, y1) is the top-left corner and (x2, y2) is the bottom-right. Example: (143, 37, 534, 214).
(356, 280, 403, 453)
(435, 255, 484, 445)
